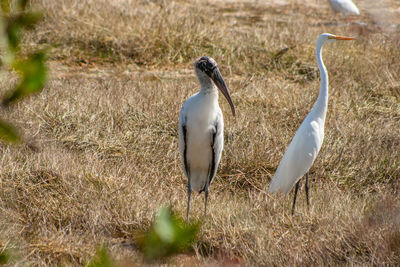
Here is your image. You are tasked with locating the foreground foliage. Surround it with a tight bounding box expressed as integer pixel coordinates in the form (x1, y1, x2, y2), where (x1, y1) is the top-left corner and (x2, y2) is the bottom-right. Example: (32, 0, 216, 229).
(0, 0, 47, 142)
(136, 207, 199, 262)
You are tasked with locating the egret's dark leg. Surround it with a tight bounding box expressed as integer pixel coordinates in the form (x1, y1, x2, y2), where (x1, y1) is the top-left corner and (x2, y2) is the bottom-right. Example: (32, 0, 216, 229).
(305, 172, 310, 209)
(292, 180, 301, 215)
(186, 180, 191, 223)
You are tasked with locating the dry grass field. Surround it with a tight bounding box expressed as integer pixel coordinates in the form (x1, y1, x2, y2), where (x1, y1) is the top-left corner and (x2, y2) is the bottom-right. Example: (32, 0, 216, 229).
(1, 0, 400, 265)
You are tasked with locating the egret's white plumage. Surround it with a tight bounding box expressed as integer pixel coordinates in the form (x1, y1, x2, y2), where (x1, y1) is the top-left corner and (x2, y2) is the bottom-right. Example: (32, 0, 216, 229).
(328, 0, 360, 17)
(269, 33, 355, 214)
(179, 57, 235, 222)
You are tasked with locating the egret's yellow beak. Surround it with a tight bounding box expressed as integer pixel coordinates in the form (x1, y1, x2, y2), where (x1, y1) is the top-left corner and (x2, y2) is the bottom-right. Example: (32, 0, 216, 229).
(329, 35, 356, 40)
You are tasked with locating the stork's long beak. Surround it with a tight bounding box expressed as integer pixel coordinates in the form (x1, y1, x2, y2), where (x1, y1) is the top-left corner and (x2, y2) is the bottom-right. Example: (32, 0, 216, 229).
(211, 68, 236, 116)
(330, 35, 356, 40)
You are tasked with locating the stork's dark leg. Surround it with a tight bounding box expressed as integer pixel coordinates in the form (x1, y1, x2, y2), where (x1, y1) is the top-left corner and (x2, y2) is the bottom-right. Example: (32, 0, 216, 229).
(204, 189, 209, 218)
(305, 172, 310, 209)
(204, 178, 210, 218)
(292, 180, 301, 215)
(186, 180, 191, 223)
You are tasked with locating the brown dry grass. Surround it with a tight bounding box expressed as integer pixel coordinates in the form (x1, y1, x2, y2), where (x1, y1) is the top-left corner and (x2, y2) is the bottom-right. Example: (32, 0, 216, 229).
(1, 0, 400, 265)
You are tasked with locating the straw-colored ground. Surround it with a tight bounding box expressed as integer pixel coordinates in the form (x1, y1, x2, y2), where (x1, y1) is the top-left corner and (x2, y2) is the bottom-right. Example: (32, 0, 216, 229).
(1, 0, 399, 265)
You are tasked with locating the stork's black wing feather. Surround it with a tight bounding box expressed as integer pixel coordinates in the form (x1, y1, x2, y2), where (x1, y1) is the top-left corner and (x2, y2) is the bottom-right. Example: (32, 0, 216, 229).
(182, 122, 190, 177)
(200, 120, 219, 193)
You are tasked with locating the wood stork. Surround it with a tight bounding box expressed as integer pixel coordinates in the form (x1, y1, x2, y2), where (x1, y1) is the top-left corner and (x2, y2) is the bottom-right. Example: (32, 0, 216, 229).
(328, 0, 360, 18)
(178, 56, 235, 222)
(269, 33, 355, 215)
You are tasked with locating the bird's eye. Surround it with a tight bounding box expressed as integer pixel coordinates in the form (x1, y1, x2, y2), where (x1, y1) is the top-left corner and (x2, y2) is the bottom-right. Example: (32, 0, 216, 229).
(204, 61, 216, 71)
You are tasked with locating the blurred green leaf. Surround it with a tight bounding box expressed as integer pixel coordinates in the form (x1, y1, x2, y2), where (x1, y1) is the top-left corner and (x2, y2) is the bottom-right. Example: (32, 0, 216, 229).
(0, 249, 10, 264)
(3, 51, 47, 105)
(87, 246, 114, 267)
(6, 12, 42, 51)
(0, 120, 20, 143)
(136, 207, 199, 261)
(1, 0, 10, 14)
(0, 1, 47, 147)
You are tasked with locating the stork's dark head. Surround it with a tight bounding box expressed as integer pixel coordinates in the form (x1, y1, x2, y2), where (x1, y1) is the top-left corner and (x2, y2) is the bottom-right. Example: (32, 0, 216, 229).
(194, 56, 235, 116)
(195, 56, 218, 78)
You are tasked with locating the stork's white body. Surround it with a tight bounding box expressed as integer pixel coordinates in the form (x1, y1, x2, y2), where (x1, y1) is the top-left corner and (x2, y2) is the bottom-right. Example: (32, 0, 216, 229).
(178, 87, 223, 192)
(328, 0, 360, 16)
(179, 56, 234, 222)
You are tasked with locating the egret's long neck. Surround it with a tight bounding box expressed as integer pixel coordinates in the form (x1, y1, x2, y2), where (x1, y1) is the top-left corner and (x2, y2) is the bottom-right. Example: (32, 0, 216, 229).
(314, 41, 329, 120)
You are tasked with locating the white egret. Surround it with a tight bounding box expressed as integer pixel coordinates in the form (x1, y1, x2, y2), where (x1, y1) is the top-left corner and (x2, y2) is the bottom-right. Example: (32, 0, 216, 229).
(269, 33, 355, 214)
(178, 56, 235, 222)
(328, 0, 360, 18)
